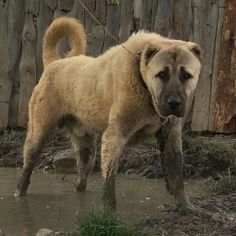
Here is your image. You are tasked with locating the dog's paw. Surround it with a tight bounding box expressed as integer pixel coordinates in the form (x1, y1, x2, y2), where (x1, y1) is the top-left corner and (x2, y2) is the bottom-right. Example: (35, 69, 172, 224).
(14, 188, 26, 198)
(179, 204, 213, 218)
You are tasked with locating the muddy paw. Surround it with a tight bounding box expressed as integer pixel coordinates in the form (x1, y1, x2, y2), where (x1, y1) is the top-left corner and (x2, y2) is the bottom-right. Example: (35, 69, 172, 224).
(14, 188, 26, 197)
(73, 181, 87, 192)
(102, 195, 116, 210)
(179, 205, 213, 218)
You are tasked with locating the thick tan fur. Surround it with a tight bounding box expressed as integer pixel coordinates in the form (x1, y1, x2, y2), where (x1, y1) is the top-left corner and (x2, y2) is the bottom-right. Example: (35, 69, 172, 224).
(16, 17, 203, 213)
(43, 17, 87, 67)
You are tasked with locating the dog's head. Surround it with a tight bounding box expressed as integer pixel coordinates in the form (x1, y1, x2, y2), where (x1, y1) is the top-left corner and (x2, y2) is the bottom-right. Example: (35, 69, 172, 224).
(139, 41, 202, 117)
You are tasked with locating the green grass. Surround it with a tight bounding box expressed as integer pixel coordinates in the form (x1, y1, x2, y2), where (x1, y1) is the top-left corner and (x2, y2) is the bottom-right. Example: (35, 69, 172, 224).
(48, 128, 69, 147)
(0, 128, 68, 147)
(182, 133, 236, 177)
(0, 129, 26, 143)
(208, 169, 236, 195)
(74, 208, 147, 236)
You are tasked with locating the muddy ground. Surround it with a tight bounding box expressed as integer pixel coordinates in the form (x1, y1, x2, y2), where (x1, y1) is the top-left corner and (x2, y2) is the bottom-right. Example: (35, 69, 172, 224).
(0, 129, 236, 235)
(138, 193, 236, 236)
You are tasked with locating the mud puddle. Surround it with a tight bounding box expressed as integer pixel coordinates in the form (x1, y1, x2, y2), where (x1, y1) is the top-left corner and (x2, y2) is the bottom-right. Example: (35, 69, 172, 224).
(0, 168, 206, 236)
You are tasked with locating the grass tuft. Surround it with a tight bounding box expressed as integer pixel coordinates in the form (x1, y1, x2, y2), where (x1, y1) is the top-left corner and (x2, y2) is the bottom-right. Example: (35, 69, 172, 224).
(208, 169, 236, 195)
(0, 129, 26, 143)
(48, 128, 69, 147)
(182, 133, 236, 177)
(75, 208, 146, 236)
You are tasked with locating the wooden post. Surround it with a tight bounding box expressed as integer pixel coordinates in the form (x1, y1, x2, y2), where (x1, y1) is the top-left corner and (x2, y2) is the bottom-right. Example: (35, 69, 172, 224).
(209, 0, 236, 133)
(18, 12, 37, 127)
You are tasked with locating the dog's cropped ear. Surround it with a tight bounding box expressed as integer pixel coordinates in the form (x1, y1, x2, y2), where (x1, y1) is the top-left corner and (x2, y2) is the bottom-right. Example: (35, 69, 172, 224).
(187, 43, 203, 63)
(142, 44, 160, 66)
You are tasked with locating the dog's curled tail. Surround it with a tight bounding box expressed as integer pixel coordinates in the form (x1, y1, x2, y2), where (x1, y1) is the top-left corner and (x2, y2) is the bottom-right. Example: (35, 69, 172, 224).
(43, 17, 87, 67)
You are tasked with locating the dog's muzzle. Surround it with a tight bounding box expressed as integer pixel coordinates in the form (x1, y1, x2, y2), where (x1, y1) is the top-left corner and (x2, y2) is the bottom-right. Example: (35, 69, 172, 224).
(160, 92, 186, 117)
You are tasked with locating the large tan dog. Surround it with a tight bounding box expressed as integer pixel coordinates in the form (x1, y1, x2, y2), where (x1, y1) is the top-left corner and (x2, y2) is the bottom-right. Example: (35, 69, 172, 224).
(15, 17, 202, 213)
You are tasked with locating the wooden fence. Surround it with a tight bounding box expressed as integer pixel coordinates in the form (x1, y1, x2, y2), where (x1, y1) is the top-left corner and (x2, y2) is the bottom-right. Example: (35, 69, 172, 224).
(0, 0, 235, 133)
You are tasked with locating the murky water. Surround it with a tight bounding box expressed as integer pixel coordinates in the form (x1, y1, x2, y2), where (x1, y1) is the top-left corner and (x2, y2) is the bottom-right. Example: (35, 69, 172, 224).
(0, 168, 206, 236)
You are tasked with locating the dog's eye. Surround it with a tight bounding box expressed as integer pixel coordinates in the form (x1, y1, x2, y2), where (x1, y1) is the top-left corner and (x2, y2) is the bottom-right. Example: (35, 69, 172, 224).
(182, 72, 192, 81)
(156, 71, 169, 81)
(180, 67, 193, 82)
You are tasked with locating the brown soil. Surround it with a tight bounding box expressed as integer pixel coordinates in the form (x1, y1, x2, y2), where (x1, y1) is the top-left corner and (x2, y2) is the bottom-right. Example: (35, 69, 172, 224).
(138, 193, 236, 236)
(1, 130, 235, 179)
(1, 129, 236, 236)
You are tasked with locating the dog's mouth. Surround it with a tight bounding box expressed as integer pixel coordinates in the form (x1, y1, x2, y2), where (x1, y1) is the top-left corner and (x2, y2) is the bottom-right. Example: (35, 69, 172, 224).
(158, 92, 186, 118)
(160, 108, 185, 117)
(159, 100, 186, 118)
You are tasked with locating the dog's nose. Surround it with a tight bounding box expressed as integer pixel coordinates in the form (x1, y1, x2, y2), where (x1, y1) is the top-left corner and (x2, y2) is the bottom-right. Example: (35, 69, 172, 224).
(168, 96, 181, 110)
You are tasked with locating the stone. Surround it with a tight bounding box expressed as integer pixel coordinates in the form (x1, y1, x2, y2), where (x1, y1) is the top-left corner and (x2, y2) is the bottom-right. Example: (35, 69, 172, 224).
(53, 149, 77, 173)
(43, 165, 52, 172)
(36, 228, 53, 236)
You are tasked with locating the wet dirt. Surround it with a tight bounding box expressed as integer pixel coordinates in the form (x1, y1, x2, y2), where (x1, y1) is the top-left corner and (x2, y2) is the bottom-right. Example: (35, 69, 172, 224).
(0, 130, 236, 235)
(138, 193, 236, 236)
(0, 168, 206, 236)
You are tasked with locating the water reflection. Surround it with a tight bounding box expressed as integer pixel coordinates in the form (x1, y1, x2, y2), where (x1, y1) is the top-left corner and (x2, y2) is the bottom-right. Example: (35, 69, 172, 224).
(0, 168, 206, 235)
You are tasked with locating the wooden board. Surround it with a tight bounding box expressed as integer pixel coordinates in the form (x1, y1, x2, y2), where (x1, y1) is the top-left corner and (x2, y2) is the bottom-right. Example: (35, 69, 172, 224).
(18, 12, 37, 127)
(1, 0, 235, 134)
(8, 0, 27, 127)
(209, 0, 236, 133)
(0, 0, 10, 130)
(191, 0, 220, 131)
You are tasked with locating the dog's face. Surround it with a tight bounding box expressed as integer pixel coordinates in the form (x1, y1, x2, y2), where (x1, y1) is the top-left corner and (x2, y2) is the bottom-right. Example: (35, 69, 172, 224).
(140, 41, 202, 117)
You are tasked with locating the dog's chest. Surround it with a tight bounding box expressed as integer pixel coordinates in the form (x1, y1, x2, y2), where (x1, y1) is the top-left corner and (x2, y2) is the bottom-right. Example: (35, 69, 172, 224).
(128, 118, 163, 145)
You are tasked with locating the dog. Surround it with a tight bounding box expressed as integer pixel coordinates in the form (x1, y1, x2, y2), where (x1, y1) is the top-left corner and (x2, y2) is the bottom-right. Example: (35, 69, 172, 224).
(15, 17, 202, 213)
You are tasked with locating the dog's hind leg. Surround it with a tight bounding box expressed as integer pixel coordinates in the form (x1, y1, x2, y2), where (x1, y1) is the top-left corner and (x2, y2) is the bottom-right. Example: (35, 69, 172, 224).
(70, 126, 96, 192)
(15, 122, 56, 196)
(15, 97, 58, 196)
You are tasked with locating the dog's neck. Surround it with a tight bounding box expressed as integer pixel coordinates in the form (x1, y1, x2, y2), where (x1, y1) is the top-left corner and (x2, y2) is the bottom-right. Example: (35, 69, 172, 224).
(135, 53, 148, 91)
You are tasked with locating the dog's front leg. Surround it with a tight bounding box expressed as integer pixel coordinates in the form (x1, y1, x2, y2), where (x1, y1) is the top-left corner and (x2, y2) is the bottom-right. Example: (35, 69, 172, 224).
(159, 116, 193, 213)
(101, 123, 126, 209)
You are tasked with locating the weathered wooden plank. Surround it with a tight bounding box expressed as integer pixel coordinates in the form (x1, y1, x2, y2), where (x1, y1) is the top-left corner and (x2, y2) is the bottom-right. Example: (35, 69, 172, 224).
(18, 13, 37, 127)
(83, 0, 106, 57)
(191, 0, 219, 131)
(69, 0, 81, 18)
(7, 0, 26, 127)
(95, 0, 107, 25)
(24, 0, 40, 15)
(209, 0, 236, 133)
(133, 0, 142, 31)
(151, 0, 159, 31)
(58, 0, 74, 12)
(119, 0, 134, 42)
(53, 9, 70, 59)
(8, 73, 20, 127)
(36, 0, 54, 81)
(84, 0, 95, 31)
(0, 0, 10, 129)
(103, 2, 120, 51)
(153, 0, 172, 36)
(45, 0, 57, 11)
(0, 0, 234, 134)
(83, 0, 96, 56)
(76, 0, 85, 25)
(208, 0, 225, 132)
(140, 0, 153, 31)
(171, 0, 192, 40)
